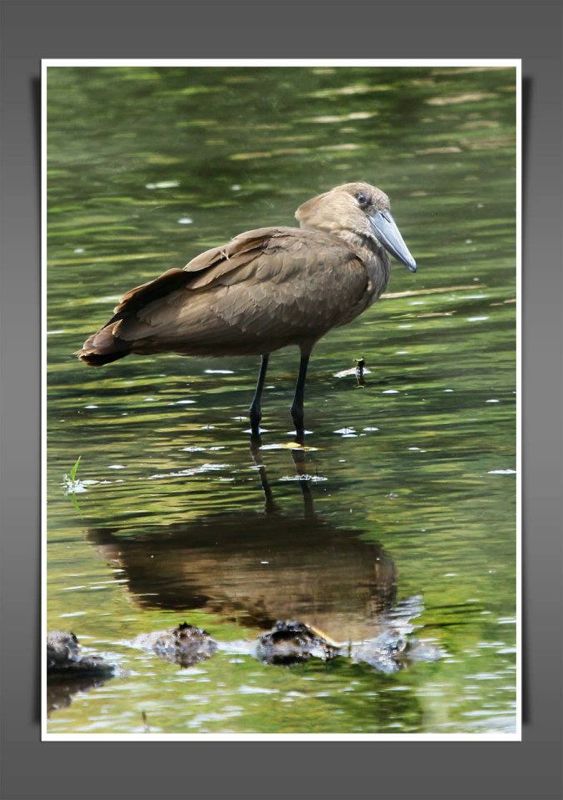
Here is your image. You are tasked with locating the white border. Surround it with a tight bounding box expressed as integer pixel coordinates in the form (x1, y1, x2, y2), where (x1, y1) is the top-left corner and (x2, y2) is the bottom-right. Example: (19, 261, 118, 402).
(41, 58, 522, 742)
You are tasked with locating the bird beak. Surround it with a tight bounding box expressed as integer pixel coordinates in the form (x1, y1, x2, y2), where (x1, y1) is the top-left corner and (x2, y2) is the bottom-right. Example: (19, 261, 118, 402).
(370, 210, 417, 272)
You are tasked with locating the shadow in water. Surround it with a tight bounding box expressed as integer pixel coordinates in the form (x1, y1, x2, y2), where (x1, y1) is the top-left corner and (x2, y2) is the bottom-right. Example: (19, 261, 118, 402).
(47, 675, 113, 717)
(88, 439, 398, 642)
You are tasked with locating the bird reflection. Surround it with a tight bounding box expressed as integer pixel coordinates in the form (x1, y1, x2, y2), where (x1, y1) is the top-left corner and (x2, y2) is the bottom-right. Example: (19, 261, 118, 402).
(87, 439, 397, 642)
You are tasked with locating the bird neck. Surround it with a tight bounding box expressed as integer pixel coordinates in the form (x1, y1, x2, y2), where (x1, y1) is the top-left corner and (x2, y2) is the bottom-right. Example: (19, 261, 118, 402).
(335, 229, 391, 296)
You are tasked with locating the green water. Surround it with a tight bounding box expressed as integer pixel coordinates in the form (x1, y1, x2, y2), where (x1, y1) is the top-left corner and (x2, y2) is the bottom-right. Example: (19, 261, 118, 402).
(46, 65, 517, 735)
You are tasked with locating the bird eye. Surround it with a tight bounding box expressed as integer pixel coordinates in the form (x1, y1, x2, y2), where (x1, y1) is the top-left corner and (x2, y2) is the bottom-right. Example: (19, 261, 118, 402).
(355, 192, 369, 208)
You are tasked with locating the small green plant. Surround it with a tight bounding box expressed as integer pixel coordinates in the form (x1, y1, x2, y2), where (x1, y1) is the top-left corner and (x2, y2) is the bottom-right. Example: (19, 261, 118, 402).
(62, 456, 86, 508)
(62, 456, 86, 516)
(68, 455, 81, 482)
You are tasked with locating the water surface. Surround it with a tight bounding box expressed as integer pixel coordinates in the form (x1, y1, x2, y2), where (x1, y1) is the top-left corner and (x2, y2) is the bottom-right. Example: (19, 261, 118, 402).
(46, 65, 517, 734)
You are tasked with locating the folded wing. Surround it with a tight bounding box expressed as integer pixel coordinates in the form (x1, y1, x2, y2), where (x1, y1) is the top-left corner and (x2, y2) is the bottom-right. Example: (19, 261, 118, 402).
(78, 227, 368, 363)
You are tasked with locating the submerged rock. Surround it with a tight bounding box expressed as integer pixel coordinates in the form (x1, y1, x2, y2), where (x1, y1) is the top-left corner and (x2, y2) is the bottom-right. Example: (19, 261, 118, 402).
(254, 598, 442, 671)
(255, 620, 340, 665)
(130, 597, 441, 673)
(134, 622, 218, 667)
(47, 631, 115, 678)
(47, 631, 80, 669)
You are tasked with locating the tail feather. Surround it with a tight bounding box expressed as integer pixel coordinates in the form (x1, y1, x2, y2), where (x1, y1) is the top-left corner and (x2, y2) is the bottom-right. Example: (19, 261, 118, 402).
(76, 325, 130, 367)
(77, 267, 189, 367)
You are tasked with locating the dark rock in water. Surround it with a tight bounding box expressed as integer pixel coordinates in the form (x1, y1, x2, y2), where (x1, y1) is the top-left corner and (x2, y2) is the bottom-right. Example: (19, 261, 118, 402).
(254, 602, 438, 669)
(47, 631, 80, 669)
(135, 622, 218, 667)
(47, 631, 114, 679)
(256, 620, 340, 665)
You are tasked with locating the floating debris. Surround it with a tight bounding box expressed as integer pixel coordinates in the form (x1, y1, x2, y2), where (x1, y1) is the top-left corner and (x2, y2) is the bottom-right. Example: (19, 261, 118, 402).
(382, 283, 482, 301)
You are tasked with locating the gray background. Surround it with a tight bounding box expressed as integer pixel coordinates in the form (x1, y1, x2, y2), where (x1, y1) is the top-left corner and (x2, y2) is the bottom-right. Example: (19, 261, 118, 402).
(1, 1, 561, 798)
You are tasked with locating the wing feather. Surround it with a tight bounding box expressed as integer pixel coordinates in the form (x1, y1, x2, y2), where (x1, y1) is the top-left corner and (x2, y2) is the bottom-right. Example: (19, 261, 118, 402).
(86, 227, 369, 355)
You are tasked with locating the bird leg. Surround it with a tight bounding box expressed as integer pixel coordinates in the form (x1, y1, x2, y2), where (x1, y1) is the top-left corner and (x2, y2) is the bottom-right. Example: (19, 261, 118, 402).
(249, 434, 278, 514)
(249, 353, 269, 436)
(290, 348, 311, 439)
(291, 448, 315, 519)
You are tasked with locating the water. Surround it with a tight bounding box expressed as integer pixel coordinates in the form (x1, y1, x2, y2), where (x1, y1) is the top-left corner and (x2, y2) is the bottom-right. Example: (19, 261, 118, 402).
(46, 65, 517, 734)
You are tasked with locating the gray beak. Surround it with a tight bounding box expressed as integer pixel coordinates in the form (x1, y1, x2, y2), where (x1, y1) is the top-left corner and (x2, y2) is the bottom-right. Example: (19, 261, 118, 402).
(370, 210, 417, 272)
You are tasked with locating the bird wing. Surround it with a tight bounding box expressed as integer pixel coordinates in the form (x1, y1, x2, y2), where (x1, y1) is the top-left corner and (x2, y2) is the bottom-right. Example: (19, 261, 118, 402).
(105, 227, 369, 348)
(107, 227, 281, 323)
(182, 227, 279, 288)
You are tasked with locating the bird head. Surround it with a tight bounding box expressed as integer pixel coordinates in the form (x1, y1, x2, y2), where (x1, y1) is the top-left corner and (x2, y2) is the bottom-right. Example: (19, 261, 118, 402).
(295, 182, 417, 272)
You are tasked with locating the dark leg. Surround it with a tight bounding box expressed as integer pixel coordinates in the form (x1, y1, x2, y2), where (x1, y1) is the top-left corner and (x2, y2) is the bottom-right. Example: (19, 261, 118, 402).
(249, 354, 269, 436)
(290, 347, 311, 438)
(291, 448, 315, 519)
(249, 435, 278, 514)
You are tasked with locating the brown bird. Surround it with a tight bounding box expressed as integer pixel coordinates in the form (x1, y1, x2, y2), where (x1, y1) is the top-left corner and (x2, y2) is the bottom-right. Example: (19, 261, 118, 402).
(78, 181, 416, 435)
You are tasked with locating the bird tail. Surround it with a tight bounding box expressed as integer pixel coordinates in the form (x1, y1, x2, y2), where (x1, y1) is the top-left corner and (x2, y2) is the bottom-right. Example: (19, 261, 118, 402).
(76, 267, 190, 366)
(76, 325, 130, 366)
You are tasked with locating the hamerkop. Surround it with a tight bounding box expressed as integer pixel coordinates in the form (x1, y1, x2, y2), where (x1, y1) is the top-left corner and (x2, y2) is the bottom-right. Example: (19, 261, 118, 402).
(78, 182, 416, 435)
